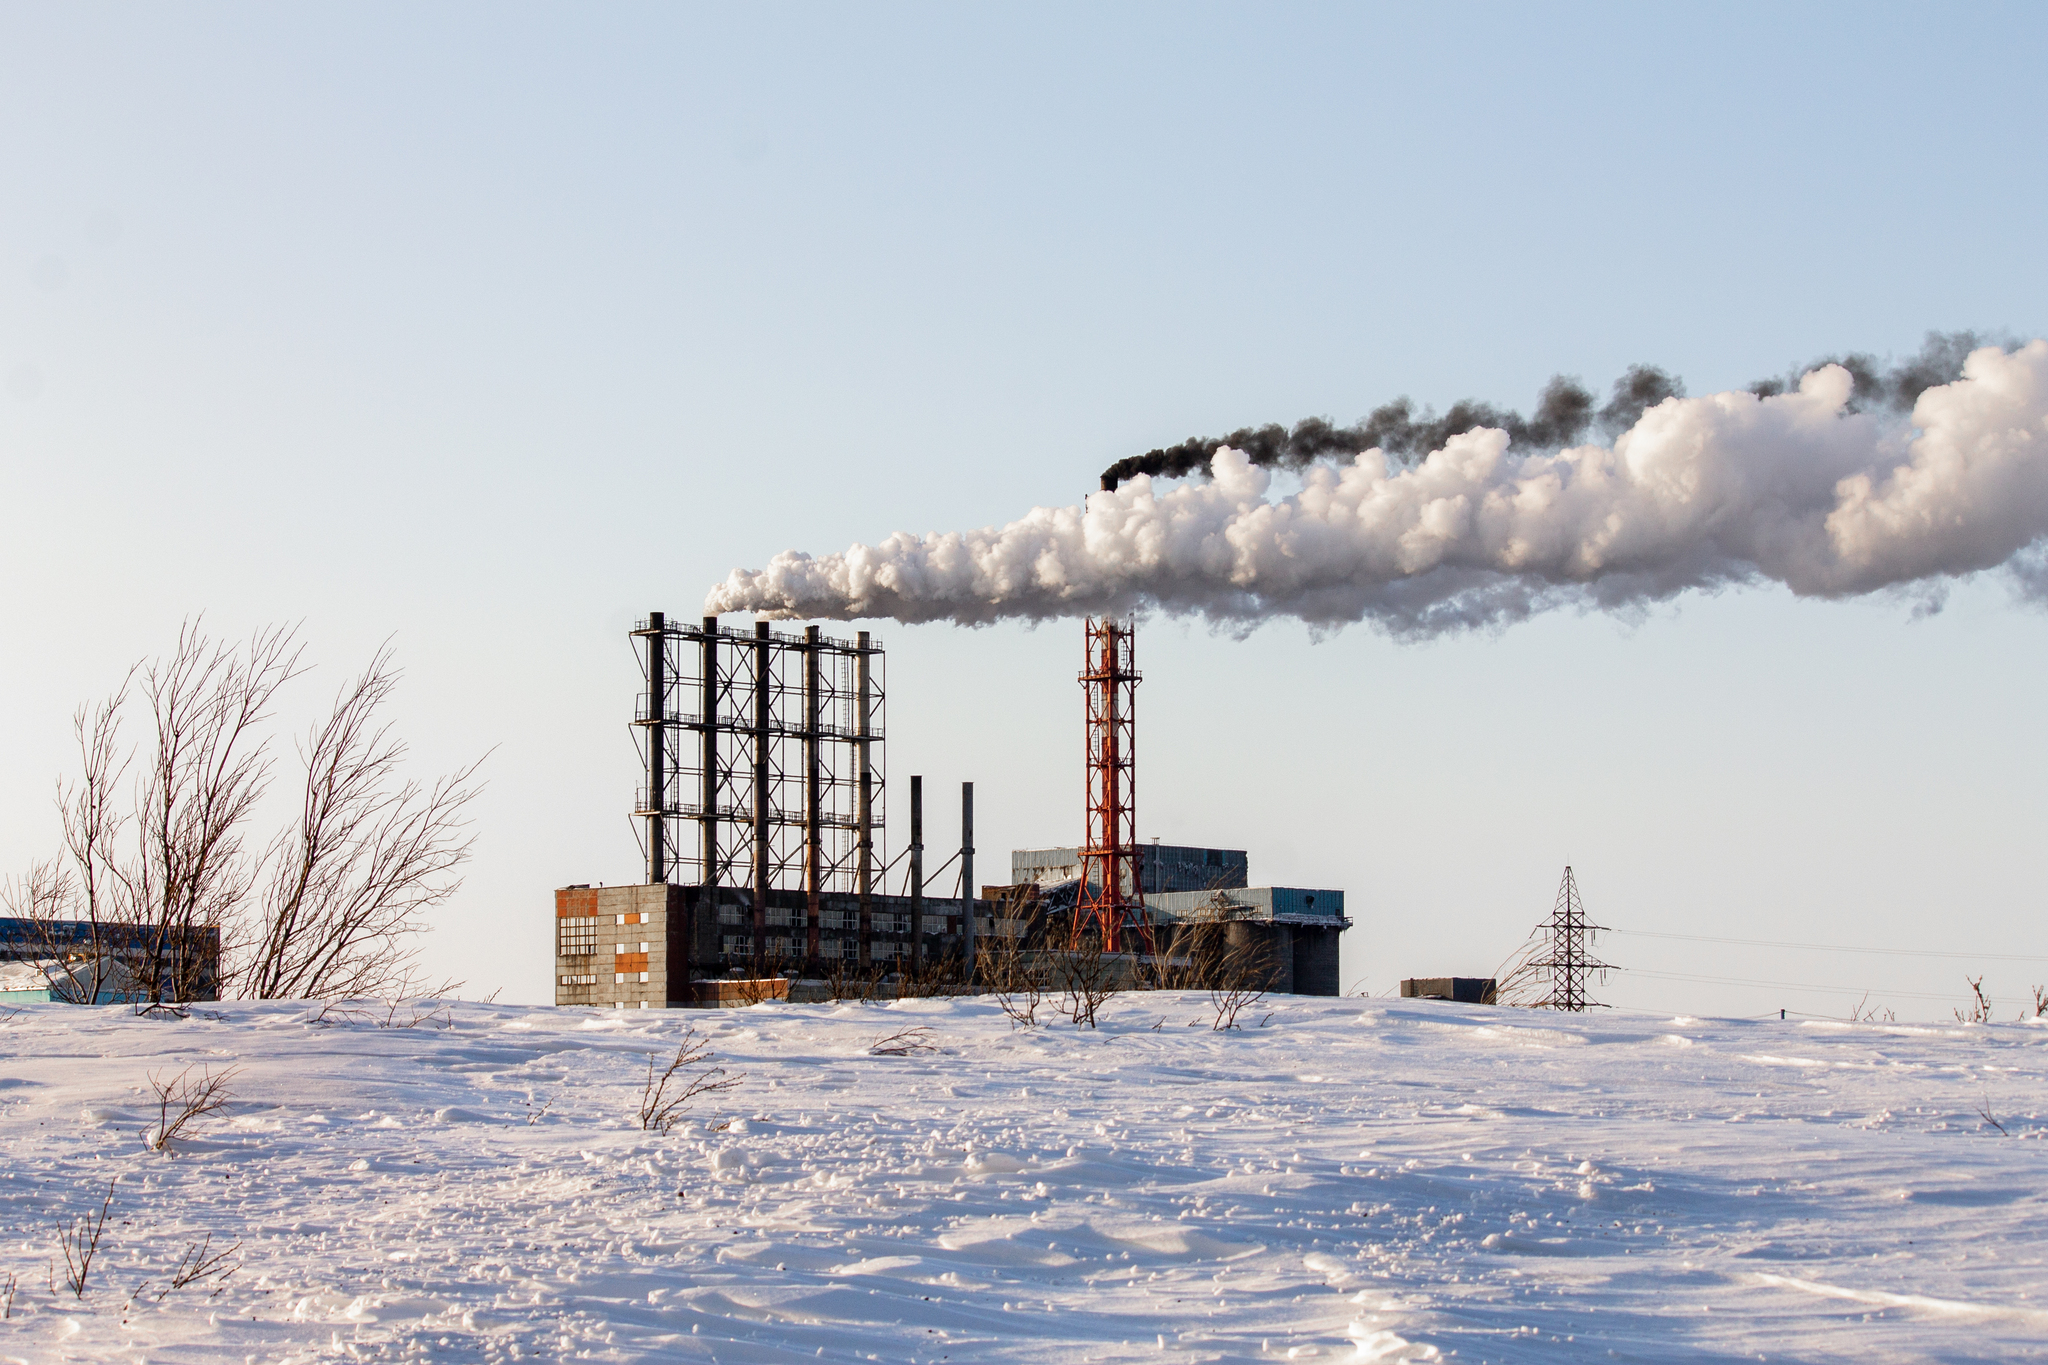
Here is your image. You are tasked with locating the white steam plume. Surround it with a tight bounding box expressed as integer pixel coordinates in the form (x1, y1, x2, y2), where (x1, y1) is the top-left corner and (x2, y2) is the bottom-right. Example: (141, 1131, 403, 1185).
(706, 341, 2048, 635)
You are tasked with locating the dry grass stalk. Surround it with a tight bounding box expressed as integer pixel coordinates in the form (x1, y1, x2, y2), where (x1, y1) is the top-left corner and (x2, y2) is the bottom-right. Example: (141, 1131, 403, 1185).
(639, 1024, 741, 1134)
(144, 1063, 240, 1153)
(54, 1180, 115, 1298)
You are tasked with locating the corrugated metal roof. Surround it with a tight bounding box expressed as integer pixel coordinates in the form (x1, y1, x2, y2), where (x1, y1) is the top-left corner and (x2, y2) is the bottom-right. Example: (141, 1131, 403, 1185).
(1144, 886, 1346, 924)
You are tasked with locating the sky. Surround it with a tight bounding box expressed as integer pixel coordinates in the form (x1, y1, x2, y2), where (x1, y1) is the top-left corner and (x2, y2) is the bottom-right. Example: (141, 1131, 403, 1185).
(2, 2, 2045, 1019)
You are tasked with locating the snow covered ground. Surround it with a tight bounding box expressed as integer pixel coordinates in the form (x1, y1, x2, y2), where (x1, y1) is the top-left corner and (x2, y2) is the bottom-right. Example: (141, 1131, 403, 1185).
(1, 992, 2044, 1364)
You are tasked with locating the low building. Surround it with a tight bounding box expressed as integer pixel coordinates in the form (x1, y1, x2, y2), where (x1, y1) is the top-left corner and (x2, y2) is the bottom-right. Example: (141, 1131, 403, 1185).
(0, 918, 217, 1005)
(1004, 844, 1351, 997)
(1147, 886, 1348, 996)
(1400, 977, 1498, 1005)
(1012, 843, 1248, 895)
(553, 883, 987, 1009)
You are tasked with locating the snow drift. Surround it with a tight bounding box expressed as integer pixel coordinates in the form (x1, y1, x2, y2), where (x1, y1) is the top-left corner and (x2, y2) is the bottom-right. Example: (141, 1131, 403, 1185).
(4, 995, 2045, 1363)
(706, 340, 2048, 634)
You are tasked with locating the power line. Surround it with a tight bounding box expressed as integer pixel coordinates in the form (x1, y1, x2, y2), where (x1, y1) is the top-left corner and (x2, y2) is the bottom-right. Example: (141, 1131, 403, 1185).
(1617, 967, 1966, 1003)
(1609, 927, 2048, 964)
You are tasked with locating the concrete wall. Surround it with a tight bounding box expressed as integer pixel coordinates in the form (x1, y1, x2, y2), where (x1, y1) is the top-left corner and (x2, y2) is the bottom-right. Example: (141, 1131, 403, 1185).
(553, 884, 686, 1010)
(1292, 926, 1342, 996)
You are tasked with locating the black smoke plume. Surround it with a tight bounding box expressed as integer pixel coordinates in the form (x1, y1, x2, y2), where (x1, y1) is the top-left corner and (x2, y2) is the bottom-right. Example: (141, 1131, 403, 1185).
(1747, 331, 1998, 413)
(1099, 332, 1997, 491)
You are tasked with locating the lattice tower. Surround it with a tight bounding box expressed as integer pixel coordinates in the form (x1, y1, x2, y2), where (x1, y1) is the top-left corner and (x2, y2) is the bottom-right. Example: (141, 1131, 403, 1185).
(1533, 865, 1612, 1011)
(1075, 617, 1146, 951)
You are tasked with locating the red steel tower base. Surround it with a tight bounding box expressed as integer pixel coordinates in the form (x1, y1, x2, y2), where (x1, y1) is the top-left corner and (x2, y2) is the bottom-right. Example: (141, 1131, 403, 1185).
(1076, 617, 1146, 950)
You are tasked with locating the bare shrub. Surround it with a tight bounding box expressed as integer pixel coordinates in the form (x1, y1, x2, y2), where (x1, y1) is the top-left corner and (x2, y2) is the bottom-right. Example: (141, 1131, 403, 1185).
(167, 1232, 241, 1294)
(1978, 1094, 2009, 1136)
(897, 951, 964, 1000)
(12, 623, 483, 1010)
(1211, 933, 1277, 1032)
(2030, 985, 2046, 1019)
(976, 894, 1047, 1027)
(131, 1231, 242, 1308)
(144, 1063, 239, 1153)
(1055, 928, 1117, 1030)
(821, 949, 884, 1002)
(3, 1269, 16, 1319)
(1135, 885, 1243, 993)
(378, 997, 452, 1029)
(869, 1025, 937, 1056)
(1956, 976, 1994, 1024)
(730, 974, 786, 1006)
(639, 1025, 741, 1134)
(54, 1181, 115, 1298)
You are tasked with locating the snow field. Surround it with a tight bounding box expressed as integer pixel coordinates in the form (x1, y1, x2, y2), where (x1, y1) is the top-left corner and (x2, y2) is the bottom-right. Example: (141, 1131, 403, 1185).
(1, 994, 2044, 1363)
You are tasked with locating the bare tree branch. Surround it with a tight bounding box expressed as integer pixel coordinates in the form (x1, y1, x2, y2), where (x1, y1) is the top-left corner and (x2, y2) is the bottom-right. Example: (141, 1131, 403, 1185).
(12, 622, 484, 1008)
(124, 621, 304, 1008)
(238, 643, 483, 1000)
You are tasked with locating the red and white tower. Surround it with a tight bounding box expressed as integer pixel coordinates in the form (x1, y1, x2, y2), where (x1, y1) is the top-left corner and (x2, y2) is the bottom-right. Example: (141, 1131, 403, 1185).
(1076, 616, 1145, 950)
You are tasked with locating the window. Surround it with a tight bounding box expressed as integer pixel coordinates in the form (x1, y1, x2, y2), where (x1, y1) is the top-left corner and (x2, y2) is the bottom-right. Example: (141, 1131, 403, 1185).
(557, 917, 600, 956)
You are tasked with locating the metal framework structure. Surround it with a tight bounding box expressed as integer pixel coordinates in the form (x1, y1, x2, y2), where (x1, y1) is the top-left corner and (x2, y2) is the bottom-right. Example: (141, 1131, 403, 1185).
(1531, 865, 1611, 1011)
(1075, 616, 1145, 950)
(631, 613, 885, 958)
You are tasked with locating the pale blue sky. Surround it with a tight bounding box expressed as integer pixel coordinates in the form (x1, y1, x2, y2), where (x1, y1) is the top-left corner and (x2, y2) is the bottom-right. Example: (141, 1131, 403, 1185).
(3, 3, 2044, 1016)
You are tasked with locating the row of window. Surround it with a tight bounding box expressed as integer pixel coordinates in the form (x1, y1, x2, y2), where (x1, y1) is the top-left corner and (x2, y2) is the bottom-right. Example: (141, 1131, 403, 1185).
(716, 909, 927, 933)
(719, 936, 913, 961)
(556, 934, 655, 958)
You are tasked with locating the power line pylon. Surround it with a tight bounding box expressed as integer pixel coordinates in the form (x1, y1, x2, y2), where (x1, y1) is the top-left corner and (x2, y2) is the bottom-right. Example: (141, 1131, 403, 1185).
(1533, 865, 1612, 1011)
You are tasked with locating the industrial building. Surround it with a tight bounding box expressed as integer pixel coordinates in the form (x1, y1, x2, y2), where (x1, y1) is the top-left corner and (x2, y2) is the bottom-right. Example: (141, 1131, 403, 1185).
(0, 917, 219, 1005)
(1012, 843, 1249, 895)
(555, 612, 1349, 1007)
(1007, 843, 1348, 996)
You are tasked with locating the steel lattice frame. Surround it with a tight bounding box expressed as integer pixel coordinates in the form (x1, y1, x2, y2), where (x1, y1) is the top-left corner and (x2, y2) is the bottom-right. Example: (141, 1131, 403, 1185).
(631, 614, 884, 962)
(1534, 864, 1611, 1011)
(1075, 617, 1146, 951)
